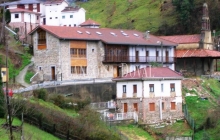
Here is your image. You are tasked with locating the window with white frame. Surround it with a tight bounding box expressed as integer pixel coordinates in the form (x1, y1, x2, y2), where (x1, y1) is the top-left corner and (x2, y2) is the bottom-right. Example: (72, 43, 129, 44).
(70, 15, 73, 18)
(15, 14, 19, 18)
(123, 85, 126, 93)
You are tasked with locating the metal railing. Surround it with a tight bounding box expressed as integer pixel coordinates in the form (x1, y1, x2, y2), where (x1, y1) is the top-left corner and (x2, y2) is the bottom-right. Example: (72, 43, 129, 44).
(103, 56, 175, 63)
(90, 101, 116, 109)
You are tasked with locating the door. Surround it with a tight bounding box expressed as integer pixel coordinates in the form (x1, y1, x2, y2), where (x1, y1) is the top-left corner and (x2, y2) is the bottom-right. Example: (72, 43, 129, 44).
(133, 103, 138, 112)
(135, 51, 139, 62)
(166, 51, 169, 63)
(113, 66, 117, 77)
(124, 103, 128, 113)
(51, 66, 55, 80)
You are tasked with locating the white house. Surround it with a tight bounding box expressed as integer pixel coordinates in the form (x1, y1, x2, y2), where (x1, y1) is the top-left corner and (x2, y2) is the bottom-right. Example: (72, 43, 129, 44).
(60, 6, 86, 27)
(113, 67, 183, 123)
(29, 25, 177, 82)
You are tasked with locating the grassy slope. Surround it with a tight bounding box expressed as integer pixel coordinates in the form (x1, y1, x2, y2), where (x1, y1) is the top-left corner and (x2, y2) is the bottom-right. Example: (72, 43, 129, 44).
(78, 0, 176, 33)
(183, 79, 220, 139)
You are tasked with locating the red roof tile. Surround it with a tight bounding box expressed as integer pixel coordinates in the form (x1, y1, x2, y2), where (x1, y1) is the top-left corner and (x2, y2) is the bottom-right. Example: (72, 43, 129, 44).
(160, 34, 201, 44)
(113, 67, 183, 80)
(80, 19, 100, 26)
(29, 25, 177, 46)
(9, 8, 41, 15)
(176, 49, 220, 58)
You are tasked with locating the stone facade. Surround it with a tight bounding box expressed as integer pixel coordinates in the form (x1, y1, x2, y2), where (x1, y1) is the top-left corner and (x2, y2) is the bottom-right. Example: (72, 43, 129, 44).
(116, 97, 183, 124)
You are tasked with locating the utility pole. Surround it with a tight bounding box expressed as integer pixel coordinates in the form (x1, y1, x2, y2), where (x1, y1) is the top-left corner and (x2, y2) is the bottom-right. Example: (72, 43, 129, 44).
(3, 2, 13, 140)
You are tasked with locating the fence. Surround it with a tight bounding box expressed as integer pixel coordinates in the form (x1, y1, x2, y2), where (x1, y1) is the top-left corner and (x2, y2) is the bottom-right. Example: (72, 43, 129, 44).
(100, 112, 138, 123)
(90, 101, 116, 109)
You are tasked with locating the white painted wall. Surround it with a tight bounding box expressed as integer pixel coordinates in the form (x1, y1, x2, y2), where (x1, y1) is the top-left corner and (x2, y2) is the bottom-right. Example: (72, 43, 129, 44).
(24, 13, 38, 23)
(116, 79, 182, 98)
(45, 2, 68, 26)
(144, 80, 182, 97)
(116, 81, 142, 98)
(60, 8, 85, 27)
(11, 13, 21, 22)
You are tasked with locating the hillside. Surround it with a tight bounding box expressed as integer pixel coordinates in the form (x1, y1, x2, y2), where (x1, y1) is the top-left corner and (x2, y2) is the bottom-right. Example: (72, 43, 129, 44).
(77, 0, 220, 35)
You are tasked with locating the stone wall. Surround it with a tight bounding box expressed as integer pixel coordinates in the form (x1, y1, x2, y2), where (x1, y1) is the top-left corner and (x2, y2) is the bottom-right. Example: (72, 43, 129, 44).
(117, 97, 183, 124)
(44, 82, 116, 102)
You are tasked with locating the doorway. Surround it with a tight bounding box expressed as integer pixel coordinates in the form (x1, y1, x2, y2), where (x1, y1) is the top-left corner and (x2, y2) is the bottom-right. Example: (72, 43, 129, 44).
(124, 103, 128, 113)
(51, 66, 56, 80)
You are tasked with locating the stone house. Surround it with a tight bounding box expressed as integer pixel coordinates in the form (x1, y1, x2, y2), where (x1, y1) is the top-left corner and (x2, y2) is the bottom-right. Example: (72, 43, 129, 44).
(29, 25, 177, 81)
(160, 3, 220, 76)
(113, 67, 183, 124)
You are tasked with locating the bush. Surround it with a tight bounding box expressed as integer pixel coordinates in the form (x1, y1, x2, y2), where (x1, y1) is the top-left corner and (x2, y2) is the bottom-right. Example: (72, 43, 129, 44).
(33, 89, 48, 101)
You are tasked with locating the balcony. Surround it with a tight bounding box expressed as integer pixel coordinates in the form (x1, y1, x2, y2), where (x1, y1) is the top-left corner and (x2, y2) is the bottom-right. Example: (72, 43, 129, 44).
(103, 56, 175, 63)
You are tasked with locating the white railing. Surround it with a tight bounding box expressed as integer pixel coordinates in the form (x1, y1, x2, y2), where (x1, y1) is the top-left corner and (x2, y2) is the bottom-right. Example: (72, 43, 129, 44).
(90, 101, 116, 109)
(103, 112, 138, 123)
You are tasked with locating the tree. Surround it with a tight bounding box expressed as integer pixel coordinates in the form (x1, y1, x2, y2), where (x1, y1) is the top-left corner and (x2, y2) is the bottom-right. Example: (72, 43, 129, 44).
(5, 9, 11, 24)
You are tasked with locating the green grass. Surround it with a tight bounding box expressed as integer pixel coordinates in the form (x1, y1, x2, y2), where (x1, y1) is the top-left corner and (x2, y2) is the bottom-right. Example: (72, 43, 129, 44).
(0, 118, 59, 140)
(78, 0, 175, 33)
(24, 70, 35, 84)
(117, 124, 154, 140)
(185, 96, 212, 129)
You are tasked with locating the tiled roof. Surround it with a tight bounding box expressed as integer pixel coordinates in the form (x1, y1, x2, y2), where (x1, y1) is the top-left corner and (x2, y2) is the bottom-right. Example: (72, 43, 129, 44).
(176, 49, 220, 58)
(61, 6, 80, 12)
(9, 8, 41, 15)
(113, 67, 183, 80)
(80, 19, 100, 26)
(29, 25, 177, 46)
(160, 34, 201, 44)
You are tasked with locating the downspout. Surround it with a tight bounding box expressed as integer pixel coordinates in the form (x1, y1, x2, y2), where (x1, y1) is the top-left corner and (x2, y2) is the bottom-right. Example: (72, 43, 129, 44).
(142, 79, 145, 122)
(159, 98, 162, 120)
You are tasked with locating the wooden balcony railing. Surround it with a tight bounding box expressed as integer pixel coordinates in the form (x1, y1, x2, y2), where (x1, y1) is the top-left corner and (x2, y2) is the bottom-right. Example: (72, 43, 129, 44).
(103, 56, 175, 63)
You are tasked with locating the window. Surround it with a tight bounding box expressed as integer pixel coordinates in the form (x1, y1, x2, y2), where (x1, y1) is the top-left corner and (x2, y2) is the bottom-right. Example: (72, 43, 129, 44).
(55, 17, 58, 19)
(38, 66, 42, 71)
(133, 85, 137, 93)
(123, 85, 126, 93)
(70, 48, 86, 58)
(171, 102, 176, 110)
(161, 84, 163, 92)
(50, 17, 52, 19)
(71, 66, 87, 74)
(146, 50, 149, 57)
(37, 30, 46, 50)
(162, 102, 165, 110)
(70, 15, 73, 18)
(149, 103, 155, 111)
(170, 83, 175, 92)
(156, 50, 159, 57)
(36, 16, 39, 20)
(15, 14, 19, 18)
(149, 84, 154, 92)
(62, 16, 65, 19)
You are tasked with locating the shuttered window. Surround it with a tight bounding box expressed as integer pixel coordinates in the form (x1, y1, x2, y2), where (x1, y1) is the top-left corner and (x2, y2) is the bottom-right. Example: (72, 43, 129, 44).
(149, 84, 154, 92)
(171, 102, 176, 110)
(149, 103, 155, 111)
(133, 85, 137, 93)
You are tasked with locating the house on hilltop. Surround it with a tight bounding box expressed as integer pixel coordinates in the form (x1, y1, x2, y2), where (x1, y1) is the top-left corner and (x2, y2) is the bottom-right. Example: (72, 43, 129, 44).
(160, 3, 220, 76)
(113, 67, 183, 124)
(29, 25, 177, 81)
(1, 0, 86, 43)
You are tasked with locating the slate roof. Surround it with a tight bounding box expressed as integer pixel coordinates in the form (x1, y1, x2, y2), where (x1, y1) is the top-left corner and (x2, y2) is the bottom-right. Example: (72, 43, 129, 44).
(29, 25, 177, 46)
(176, 49, 220, 58)
(160, 34, 201, 44)
(9, 8, 41, 14)
(0, 0, 41, 6)
(80, 19, 100, 26)
(113, 67, 183, 81)
(61, 6, 80, 12)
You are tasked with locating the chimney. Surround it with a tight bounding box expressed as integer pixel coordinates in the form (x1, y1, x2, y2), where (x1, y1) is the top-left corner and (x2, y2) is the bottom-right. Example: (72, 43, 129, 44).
(144, 31, 150, 39)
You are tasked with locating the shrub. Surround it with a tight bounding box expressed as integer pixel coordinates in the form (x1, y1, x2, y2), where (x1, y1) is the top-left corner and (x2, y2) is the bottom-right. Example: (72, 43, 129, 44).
(33, 89, 48, 101)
